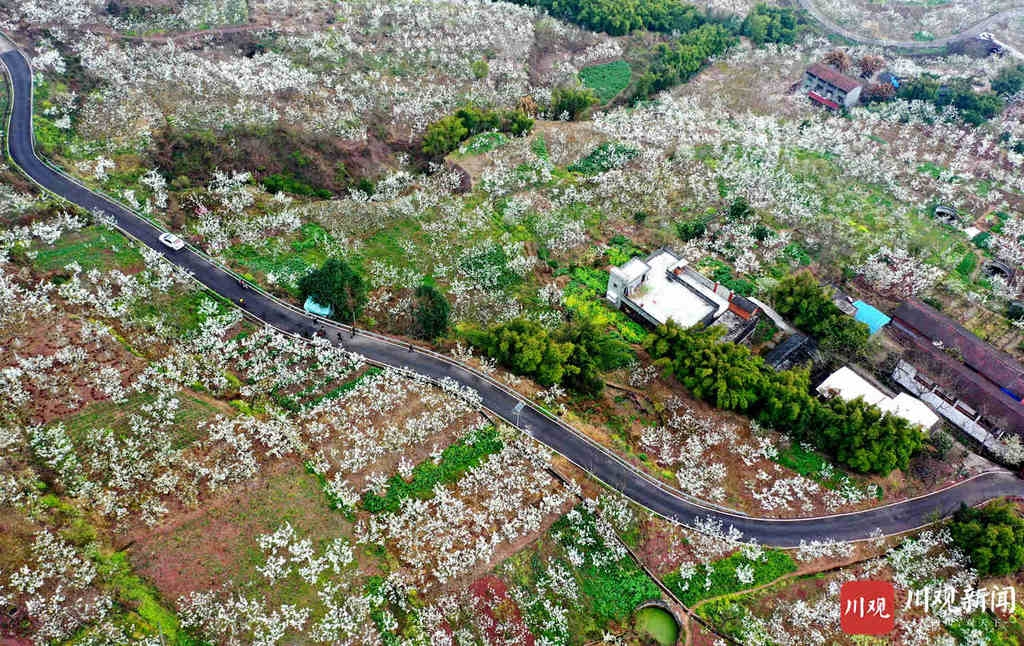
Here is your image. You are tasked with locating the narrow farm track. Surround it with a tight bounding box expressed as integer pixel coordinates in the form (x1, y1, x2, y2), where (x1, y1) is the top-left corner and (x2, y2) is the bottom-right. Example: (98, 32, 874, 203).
(797, 0, 1024, 50)
(3, 43, 1023, 547)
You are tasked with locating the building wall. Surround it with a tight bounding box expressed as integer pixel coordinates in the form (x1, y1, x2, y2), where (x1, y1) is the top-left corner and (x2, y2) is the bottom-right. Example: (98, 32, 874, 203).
(843, 85, 862, 107)
(801, 72, 861, 107)
(893, 360, 1004, 452)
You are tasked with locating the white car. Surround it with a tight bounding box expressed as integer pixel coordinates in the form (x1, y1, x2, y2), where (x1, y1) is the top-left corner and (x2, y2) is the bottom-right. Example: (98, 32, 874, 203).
(158, 232, 186, 251)
(978, 32, 995, 41)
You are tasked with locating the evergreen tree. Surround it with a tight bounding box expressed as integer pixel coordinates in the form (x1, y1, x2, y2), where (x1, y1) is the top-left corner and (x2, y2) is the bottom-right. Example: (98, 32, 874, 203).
(298, 257, 367, 324)
(413, 284, 450, 340)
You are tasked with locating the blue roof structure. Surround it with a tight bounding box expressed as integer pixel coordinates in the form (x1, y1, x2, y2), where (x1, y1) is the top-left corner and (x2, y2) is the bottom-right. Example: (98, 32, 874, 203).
(852, 300, 890, 334)
(303, 296, 333, 317)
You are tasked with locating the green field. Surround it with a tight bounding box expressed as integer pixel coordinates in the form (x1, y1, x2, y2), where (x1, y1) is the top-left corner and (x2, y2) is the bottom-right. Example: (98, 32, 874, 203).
(30, 226, 145, 273)
(579, 60, 632, 103)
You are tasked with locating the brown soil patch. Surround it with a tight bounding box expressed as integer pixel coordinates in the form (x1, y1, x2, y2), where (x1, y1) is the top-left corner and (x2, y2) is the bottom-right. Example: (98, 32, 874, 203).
(125, 457, 348, 604)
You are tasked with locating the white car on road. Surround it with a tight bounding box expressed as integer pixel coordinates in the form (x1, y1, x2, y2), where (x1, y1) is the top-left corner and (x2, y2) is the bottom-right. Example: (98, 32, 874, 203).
(158, 232, 186, 251)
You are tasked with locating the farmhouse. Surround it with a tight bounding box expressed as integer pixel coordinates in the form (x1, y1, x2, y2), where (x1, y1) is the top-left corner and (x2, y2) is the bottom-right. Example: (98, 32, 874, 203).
(817, 366, 939, 430)
(606, 249, 729, 329)
(888, 300, 1024, 443)
(801, 62, 862, 109)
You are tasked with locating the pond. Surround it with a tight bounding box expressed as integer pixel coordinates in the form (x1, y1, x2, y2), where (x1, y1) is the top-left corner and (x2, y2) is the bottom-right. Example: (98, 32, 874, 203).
(633, 606, 679, 646)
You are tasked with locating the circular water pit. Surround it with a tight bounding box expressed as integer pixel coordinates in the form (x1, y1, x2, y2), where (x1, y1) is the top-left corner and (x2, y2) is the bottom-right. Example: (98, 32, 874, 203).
(633, 604, 680, 646)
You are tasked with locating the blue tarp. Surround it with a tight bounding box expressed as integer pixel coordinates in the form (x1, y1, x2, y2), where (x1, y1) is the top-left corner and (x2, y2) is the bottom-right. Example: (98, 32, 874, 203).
(303, 296, 333, 317)
(852, 300, 891, 335)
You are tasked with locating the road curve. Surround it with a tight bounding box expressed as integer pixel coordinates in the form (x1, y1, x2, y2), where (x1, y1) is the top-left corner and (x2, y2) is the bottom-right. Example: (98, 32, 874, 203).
(3, 45, 1022, 547)
(797, 0, 1024, 50)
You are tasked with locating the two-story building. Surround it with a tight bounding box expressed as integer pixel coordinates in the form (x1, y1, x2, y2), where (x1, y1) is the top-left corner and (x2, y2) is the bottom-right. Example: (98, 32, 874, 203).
(802, 62, 863, 109)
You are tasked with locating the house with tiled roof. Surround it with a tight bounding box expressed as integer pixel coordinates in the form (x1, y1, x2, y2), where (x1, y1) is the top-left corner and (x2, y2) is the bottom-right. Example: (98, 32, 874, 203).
(888, 300, 1024, 446)
(801, 63, 863, 109)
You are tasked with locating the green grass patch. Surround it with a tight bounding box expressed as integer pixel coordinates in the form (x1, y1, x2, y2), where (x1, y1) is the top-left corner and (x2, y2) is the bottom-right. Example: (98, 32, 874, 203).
(31, 226, 145, 273)
(955, 251, 977, 279)
(262, 173, 332, 199)
(458, 131, 510, 155)
(226, 223, 333, 294)
(273, 366, 382, 412)
(563, 280, 647, 344)
(697, 258, 755, 296)
(360, 425, 503, 513)
(95, 551, 204, 645)
(551, 508, 661, 625)
(579, 60, 632, 103)
(531, 135, 549, 161)
(130, 291, 233, 338)
(948, 611, 1019, 646)
(568, 142, 639, 175)
(664, 548, 796, 606)
(60, 390, 224, 449)
(605, 234, 644, 266)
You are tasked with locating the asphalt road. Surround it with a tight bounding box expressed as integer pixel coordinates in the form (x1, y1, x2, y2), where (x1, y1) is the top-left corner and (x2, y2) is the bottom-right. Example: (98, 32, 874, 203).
(3, 45, 1022, 547)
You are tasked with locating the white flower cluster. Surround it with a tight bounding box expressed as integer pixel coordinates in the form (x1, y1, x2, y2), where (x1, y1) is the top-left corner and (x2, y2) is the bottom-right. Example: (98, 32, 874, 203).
(178, 589, 311, 646)
(0, 530, 112, 642)
(856, 246, 944, 298)
(256, 522, 354, 584)
(359, 439, 569, 586)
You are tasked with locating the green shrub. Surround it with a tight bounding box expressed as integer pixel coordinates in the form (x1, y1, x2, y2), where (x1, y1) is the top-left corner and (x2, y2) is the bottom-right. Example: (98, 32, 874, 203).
(633, 24, 738, 100)
(262, 173, 332, 199)
(550, 86, 599, 121)
(949, 500, 1024, 577)
(898, 77, 1004, 125)
(645, 322, 924, 474)
(568, 142, 639, 175)
(505, 0, 706, 36)
(551, 508, 660, 623)
(422, 106, 534, 157)
(413, 283, 450, 340)
(297, 257, 367, 324)
(741, 4, 798, 45)
(770, 272, 869, 357)
(955, 252, 977, 279)
(664, 548, 796, 606)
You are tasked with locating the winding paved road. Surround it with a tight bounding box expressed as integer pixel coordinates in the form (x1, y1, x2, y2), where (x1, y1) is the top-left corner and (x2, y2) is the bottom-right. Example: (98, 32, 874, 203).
(797, 0, 1024, 51)
(3, 43, 1022, 547)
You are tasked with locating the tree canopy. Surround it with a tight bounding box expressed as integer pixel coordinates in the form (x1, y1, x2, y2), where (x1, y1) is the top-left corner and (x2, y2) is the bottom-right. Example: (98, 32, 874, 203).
(507, 0, 706, 36)
(770, 273, 869, 359)
(463, 317, 631, 395)
(298, 257, 367, 324)
(633, 24, 738, 100)
(413, 283, 450, 340)
(741, 4, 798, 45)
(644, 321, 924, 474)
(897, 77, 1004, 126)
(950, 500, 1024, 577)
(550, 86, 600, 121)
(558, 317, 634, 396)
(992, 63, 1024, 96)
(421, 106, 533, 157)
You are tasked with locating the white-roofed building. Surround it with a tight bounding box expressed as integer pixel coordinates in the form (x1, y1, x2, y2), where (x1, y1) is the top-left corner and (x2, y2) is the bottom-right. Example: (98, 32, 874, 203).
(606, 249, 728, 329)
(880, 393, 940, 431)
(817, 365, 938, 430)
(606, 258, 650, 306)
